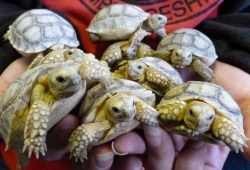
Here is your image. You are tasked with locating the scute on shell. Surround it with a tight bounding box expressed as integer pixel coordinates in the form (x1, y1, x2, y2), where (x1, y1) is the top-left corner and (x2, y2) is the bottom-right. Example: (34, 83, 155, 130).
(4, 9, 79, 54)
(157, 28, 218, 66)
(161, 81, 243, 129)
(79, 78, 156, 121)
(86, 4, 149, 40)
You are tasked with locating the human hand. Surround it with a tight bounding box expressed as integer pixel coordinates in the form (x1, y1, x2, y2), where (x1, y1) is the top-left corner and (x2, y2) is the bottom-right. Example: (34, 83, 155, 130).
(73, 61, 241, 170)
(0, 58, 247, 170)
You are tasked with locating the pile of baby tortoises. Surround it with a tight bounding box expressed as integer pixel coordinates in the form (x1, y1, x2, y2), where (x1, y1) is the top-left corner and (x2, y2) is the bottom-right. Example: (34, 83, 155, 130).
(0, 4, 248, 169)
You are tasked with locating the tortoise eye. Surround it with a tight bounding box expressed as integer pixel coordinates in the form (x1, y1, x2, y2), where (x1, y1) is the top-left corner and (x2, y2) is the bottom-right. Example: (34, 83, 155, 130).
(137, 65, 143, 69)
(56, 76, 66, 83)
(189, 109, 194, 116)
(68, 51, 73, 55)
(158, 16, 162, 20)
(175, 52, 179, 57)
(207, 115, 214, 120)
(112, 107, 120, 113)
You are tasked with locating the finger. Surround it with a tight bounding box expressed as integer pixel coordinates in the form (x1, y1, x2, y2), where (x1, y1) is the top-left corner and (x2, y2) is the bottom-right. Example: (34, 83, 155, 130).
(112, 131, 146, 155)
(143, 125, 175, 170)
(72, 143, 114, 170)
(112, 155, 143, 170)
(170, 133, 187, 154)
(204, 144, 229, 170)
(213, 61, 250, 158)
(174, 140, 207, 170)
(0, 57, 31, 98)
(43, 114, 80, 161)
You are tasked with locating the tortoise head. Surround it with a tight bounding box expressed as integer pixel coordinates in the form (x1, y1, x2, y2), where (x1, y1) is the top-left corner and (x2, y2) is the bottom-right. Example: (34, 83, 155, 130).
(171, 48, 193, 67)
(106, 93, 136, 123)
(64, 48, 86, 63)
(122, 44, 138, 60)
(126, 60, 147, 83)
(48, 66, 82, 98)
(148, 14, 167, 30)
(184, 101, 215, 133)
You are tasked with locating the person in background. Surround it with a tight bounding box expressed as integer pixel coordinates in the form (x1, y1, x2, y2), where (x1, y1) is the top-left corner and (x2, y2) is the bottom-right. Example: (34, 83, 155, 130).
(1, 0, 250, 169)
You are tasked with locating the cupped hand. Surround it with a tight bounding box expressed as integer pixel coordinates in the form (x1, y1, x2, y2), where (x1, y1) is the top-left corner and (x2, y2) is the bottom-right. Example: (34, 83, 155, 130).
(78, 60, 250, 170)
(1, 58, 249, 170)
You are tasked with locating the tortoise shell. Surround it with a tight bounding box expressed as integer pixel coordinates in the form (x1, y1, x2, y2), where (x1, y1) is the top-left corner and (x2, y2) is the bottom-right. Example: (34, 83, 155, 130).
(160, 81, 243, 132)
(113, 57, 183, 96)
(86, 4, 149, 41)
(79, 78, 156, 121)
(4, 9, 79, 56)
(157, 28, 218, 66)
(0, 62, 85, 150)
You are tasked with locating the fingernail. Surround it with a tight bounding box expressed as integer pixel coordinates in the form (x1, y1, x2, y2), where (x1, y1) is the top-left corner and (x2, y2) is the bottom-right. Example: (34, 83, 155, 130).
(111, 141, 128, 156)
(143, 125, 161, 147)
(95, 151, 114, 168)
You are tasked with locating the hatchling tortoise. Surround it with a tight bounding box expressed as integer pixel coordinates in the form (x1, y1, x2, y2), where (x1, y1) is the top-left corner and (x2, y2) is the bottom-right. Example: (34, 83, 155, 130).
(113, 57, 183, 96)
(136, 28, 218, 82)
(28, 48, 99, 69)
(101, 28, 151, 67)
(86, 3, 167, 41)
(69, 78, 159, 161)
(157, 81, 248, 152)
(0, 60, 112, 168)
(3, 9, 79, 58)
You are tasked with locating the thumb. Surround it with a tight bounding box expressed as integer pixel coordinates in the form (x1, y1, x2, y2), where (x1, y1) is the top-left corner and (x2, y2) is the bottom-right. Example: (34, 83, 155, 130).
(43, 114, 80, 161)
(72, 143, 114, 170)
(143, 125, 175, 170)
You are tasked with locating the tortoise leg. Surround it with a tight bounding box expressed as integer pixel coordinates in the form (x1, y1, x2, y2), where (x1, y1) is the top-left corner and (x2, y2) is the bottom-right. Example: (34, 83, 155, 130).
(100, 42, 126, 67)
(69, 121, 111, 162)
(212, 116, 248, 152)
(28, 53, 45, 69)
(190, 58, 215, 82)
(157, 100, 187, 122)
(23, 100, 50, 159)
(79, 60, 112, 88)
(135, 100, 159, 126)
(145, 67, 178, 91)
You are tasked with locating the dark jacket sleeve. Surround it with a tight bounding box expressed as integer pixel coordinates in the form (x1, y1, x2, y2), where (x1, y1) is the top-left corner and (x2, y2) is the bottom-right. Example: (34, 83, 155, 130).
(0, 0, 41, 74)
(197, 0, 250, 74)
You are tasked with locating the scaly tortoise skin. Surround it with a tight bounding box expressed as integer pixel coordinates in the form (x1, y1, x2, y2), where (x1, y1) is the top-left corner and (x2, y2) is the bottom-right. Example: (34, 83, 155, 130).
(157, 81, 248, 152)
(113, 57, 183, 96)
(86, 3, 167, 41)
(69, 78, 159, 162)
(0, 57, 112, 168)
(101, 28, 151, 67)
(3, 9, 79, 58)
(28, 48, 101, 69)
(136, 28, 218, 82)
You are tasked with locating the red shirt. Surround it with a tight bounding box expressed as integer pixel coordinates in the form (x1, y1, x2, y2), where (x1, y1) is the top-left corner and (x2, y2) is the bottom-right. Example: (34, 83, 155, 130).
(1, 0, 223, 169)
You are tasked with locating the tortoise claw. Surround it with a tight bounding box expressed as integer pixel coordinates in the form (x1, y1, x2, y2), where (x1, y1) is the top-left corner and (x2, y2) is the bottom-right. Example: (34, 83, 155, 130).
(69, 124, 93, 161)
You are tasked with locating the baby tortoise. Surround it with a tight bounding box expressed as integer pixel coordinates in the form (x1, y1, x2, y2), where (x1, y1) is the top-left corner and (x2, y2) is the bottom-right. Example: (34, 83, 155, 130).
(101, 28, 151, 67)
(3, 9, 79, 58)
(69, 79, 158, 161)
(157, 81, 248, 152)
(113, 57, 183, 96)
(0, 59, 112, 168)
(28, 48, 100, 69)
(86, 3, 167, 41)
(136, 28, 218, 82)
